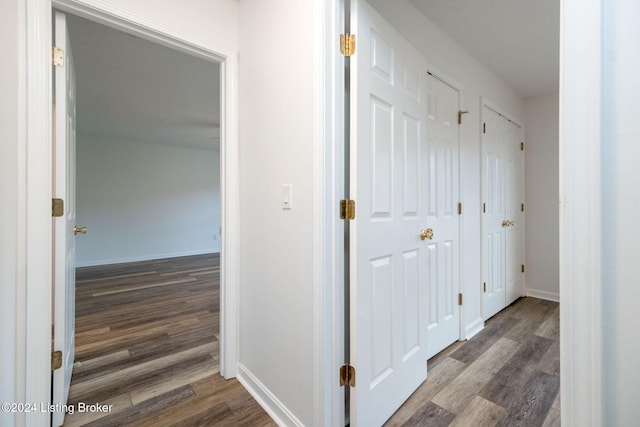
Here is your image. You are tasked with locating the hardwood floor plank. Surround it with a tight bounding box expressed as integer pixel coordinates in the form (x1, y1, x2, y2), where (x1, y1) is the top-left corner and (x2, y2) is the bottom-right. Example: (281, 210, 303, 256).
(448, 395, 506, 427)
(431, 337, 519, 415)
(63, 393, 132, 427)
(400, 401, 456, 427)
(385, 357, 467, 426)
(495, 369, 560, 427)
(449, 315, 520, 364)
(479, 335, 554, 409)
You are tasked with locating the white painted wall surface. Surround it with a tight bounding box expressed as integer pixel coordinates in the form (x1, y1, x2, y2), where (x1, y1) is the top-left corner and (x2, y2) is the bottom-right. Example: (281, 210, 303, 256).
(57, 0, 239, 55)
(524, 93, 559, 301)
(602, 0, 640, 423)
(0, 1, 20, 425)
(237, 0, 316, 424)
(75, 133, 220, 267)
(367, 0, 525, 337)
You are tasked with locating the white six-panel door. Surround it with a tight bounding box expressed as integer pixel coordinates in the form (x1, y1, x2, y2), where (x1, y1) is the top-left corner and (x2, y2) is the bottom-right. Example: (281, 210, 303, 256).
(350, 1, 461, 424)
(424, 74, 460, 359)
(481, 105, 524, 320)
(52, 11, 77, 427)
(350, 1, 429, 425)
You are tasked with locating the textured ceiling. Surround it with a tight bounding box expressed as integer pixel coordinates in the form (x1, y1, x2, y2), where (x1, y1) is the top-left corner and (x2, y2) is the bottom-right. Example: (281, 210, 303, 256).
(408, 0, 560, 98)
(66, 14, 220, 150)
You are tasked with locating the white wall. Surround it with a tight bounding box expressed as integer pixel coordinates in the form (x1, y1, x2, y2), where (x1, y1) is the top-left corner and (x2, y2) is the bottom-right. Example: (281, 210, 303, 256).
(368, 0, 525, 336)
(0, 1, 20, 425)
(524, 93, 559, 301)
(76, 133, 220, 266)
(237, 0, 316, 424)
(602, 0, 640, 423)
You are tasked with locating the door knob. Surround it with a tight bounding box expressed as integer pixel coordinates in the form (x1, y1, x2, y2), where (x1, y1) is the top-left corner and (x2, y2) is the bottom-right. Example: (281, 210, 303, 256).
(501, 220, 515, 227)
(74, 226, 87, 235)
(419, 228, 434, 240)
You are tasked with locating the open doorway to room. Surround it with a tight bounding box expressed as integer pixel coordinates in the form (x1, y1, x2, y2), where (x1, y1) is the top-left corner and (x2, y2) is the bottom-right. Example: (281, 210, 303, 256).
(50, 12, 268, 426)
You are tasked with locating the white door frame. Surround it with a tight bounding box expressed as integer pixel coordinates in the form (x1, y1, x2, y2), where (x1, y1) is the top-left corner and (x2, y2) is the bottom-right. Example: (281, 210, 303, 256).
(22, 1, 239, 424)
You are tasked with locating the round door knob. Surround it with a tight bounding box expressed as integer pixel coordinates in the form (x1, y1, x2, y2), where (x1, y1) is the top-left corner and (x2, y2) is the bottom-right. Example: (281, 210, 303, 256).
(419, 228, 434, 240)
(74, 226, 87, 235)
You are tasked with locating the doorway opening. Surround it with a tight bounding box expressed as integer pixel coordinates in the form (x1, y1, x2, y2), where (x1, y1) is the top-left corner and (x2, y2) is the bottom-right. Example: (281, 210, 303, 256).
(50, 8, 241, 426)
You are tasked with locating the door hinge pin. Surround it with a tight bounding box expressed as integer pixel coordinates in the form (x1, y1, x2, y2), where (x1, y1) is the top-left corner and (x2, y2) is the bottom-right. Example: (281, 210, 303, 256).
(52, 46, 64, 67)
(483, 122, 486, 134)
(340, 199, 356, 220)
(521, 142, 525, 151)
(521, 203, 525, 212)
(340, 34, 356, 57)
(51, 350, 62, 371)
(458, 202, 462, 215)
(340, 364, 356, 387)
(483, 203, 486, 213)
(483, 282, 487, 292)
(458, 293, 463, 306)
(522, 264, 525, 273)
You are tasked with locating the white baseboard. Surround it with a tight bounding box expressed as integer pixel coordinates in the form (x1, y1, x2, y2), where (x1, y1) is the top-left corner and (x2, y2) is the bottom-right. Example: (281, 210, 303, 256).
(525, 288, 560, 303)
(236, 363, 304, 427)
(464, 317, 485, 340)
(76, 249, 220, 267)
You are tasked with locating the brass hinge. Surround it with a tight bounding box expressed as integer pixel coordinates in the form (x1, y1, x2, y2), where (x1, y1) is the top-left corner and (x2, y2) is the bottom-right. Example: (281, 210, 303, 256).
(521, 203, 525, 212)
(51, 351, 62, 371)
(52, 46, 64, 67)
(483, 282, 487, 292)
(521, 142, 525, 151)
(52, 198, 64, 217)
(340, 34, 356, 57)
(457, 110, 468, 125)
(340, 199, 356, 220)
(522, 264, 525, 273)
(458, 293, 463, 306)
(483, 203, 486, 213)
(483, 122, 486, 134)
(340, 364, 356, 387)
(458, 202, 462, 215)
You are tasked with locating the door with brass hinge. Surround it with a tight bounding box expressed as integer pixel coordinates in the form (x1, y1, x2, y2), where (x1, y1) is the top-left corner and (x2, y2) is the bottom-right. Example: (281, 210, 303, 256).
(348, 1, 430, 425)
(52, 11, 79, 427)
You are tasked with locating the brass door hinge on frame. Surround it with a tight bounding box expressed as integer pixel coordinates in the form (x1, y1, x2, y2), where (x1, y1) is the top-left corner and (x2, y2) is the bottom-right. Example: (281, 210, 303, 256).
(458, 202, 463, 215)
(521, 142, 525, 151)
(340, 34, 356, 56)
(52, 47, 64, 67)
(457, 110, 469, 125)
(458, 293, 463, 306)
(52, 198, 64, 217)
(340, 199, 356, 220)
(522, 264, 525, 273)
(340, 364, 356, 387)
(51, 351, 62, 371)
(483, 282, 487, 292)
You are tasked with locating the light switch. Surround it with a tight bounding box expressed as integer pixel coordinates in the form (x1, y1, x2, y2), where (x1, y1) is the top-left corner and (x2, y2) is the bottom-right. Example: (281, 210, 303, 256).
(282, 184, 292, 210)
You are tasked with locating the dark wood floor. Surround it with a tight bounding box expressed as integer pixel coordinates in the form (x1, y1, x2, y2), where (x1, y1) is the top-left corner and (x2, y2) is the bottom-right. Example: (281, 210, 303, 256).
(64, 254, 275, 427)
(386, 296, 560, 427)
(65, 254, 559, 426)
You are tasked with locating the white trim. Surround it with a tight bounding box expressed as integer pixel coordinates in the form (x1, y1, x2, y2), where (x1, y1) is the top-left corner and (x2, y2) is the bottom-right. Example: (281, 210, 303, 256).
(463, 317, 484, 340)
(23, 1, 53, 426)
(75, 250, 221, 268)
(481, 97, 524, 129)
(23, 1, 240, 421)
(525, 288, 560, 303)
(236, 363, 305, 427)
(559, 0, 603, 425)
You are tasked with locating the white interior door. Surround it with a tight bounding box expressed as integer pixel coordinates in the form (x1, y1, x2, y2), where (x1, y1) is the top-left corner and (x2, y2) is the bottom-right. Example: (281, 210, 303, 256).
(505, 121, 524, 305)
(350, 1, 429, 425)
(424, 74, 460, 359)
(481, 107, 507, 320)
(52, 11, 77, 427)
(482, 105, 524, 320)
